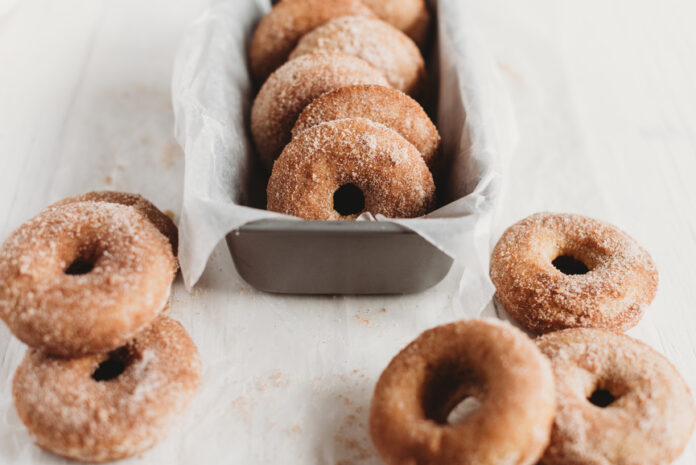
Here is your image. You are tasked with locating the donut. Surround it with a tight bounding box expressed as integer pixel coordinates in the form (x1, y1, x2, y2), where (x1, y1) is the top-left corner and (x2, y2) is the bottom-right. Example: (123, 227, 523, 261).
(12, 315, 201, 463)
(0, 202, 177, 357)
(50, 191, 178, 256)
(289, 16, 425, 96)
(369, 319, 556, 465)
(490, 212, 658, 334)
(267, 118, 435, 220)
(249, 0, 376, 81)
(361, 0, 431, 48)
(250, 52, 389, 169)
(537, 328, 696, 465)
(292, 84, 439, 167)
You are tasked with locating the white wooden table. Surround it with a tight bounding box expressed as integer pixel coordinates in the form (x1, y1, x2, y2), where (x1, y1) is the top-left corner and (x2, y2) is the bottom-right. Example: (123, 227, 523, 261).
(1, 0, 695, 463)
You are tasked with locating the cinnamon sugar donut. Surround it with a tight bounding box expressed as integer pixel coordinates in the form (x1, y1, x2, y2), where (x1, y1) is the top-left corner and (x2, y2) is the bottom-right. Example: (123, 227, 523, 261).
(289, 16, 425, 96)
(267, 118, 435, 220)
(292, 84, 439, 167)
(0, 202, 176, 357)
(13, 315, 201, 463)
(537, 328, 696, 465)
(251, 53, 389, 169)
(361, 0, 431, 48)
(51, 191, 178, 256)
(249, 0, 376, 81)
(370, 319, 556, 465)
(490, 213, 658, 334)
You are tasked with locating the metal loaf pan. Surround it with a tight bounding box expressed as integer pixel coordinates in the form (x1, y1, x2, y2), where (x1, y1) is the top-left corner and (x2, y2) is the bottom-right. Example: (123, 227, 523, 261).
(225, 0, 461, 294)
(226, 220, 453, 294)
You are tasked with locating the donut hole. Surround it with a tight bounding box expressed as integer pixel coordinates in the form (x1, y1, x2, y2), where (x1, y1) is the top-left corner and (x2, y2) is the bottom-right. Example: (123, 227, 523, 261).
(92, 348, 132, 382)
(65, 259, 95, 275)
(65, 245, 102, 275)
(422, 367, 484, 425)
(333, 183, 365, 217)
(588, 388, 616, 408)
(552, 255, 590, 275)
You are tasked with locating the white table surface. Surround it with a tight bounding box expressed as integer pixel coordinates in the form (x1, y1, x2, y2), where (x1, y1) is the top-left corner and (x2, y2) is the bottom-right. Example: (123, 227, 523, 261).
(1, 0, 696, 463)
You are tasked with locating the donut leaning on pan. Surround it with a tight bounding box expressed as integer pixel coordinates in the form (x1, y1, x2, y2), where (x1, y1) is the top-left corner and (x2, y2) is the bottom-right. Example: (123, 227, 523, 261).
(289, 16, 425, 96)
(361, 0, 431, 48)
(249, 0, 376, 81)
(267, 118, 435, 220)
(292, 84, 439, 167)
(250, 52, 389, 169)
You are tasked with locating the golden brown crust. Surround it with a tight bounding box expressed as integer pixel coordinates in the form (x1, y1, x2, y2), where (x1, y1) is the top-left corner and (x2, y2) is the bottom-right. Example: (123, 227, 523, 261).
(51, 191, 178, 256)
(490, 212, 658, 334)
(537, 328, 696, 465)
(361, 0, 431, 48)
(369, 319, 556, 465)
(249, 0, 376, 81)
(292, 84, 439, 167)
(12, 315, 201, 463)
(0, 202, 177, 357)
(250, 52, 389, 169)
(267, 118, 435, 220)
(289, 16, 425, 96)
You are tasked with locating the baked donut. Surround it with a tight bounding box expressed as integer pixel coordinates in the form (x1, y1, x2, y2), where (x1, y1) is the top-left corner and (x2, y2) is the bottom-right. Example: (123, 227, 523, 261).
(0, 202, 177, 357)
(250, 52, 389, 168)
(12, 315, 201, 463)
(361, 0, 431, 48)
(289, 16, 425, 96)
(50, 191, 178, 256)
(249, 0, 376, 81)
(490, 212, 658, 334)
(292, 84, 439, 167)
(537, 328, 696, 465)
(369, 319, 556, 465)
(267, 118, 435, 220)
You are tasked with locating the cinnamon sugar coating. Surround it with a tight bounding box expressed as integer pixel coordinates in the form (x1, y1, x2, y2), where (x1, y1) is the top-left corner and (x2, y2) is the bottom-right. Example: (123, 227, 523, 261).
(250, 52, 389, 169)
(292, 84, 439, 167)
(0, 202, 177, 357)
(289, 16, 425, 96)
(490, 212, 658, 334)
(537, 328, 696, 465)
(50, 191, 178, 256)
(370, 319, 556, 465)
(13, 315, 201, 463)
(361, 0, 431, 48)
(249, 0, 376, 81)
(267, 118, 435, 220)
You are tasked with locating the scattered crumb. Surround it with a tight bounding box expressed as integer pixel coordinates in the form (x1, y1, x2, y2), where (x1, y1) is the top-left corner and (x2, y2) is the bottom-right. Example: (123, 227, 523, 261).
(161, 140, 181, 169)
(286, 424, 302, 435)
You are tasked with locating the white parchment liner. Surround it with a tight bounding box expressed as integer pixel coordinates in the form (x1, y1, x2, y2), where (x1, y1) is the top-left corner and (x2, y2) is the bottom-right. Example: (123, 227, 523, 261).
(172, 0, 516, 312)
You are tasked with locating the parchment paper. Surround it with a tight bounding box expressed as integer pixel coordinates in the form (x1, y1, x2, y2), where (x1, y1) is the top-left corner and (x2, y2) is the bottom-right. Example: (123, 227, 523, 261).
(172, 0, 517, 313)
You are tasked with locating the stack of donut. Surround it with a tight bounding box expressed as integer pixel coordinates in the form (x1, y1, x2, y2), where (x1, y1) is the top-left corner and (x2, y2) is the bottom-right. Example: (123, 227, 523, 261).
(0, 191, 201, 462)
(249, 0, 439, 220)
(369, 213, 695, 465)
